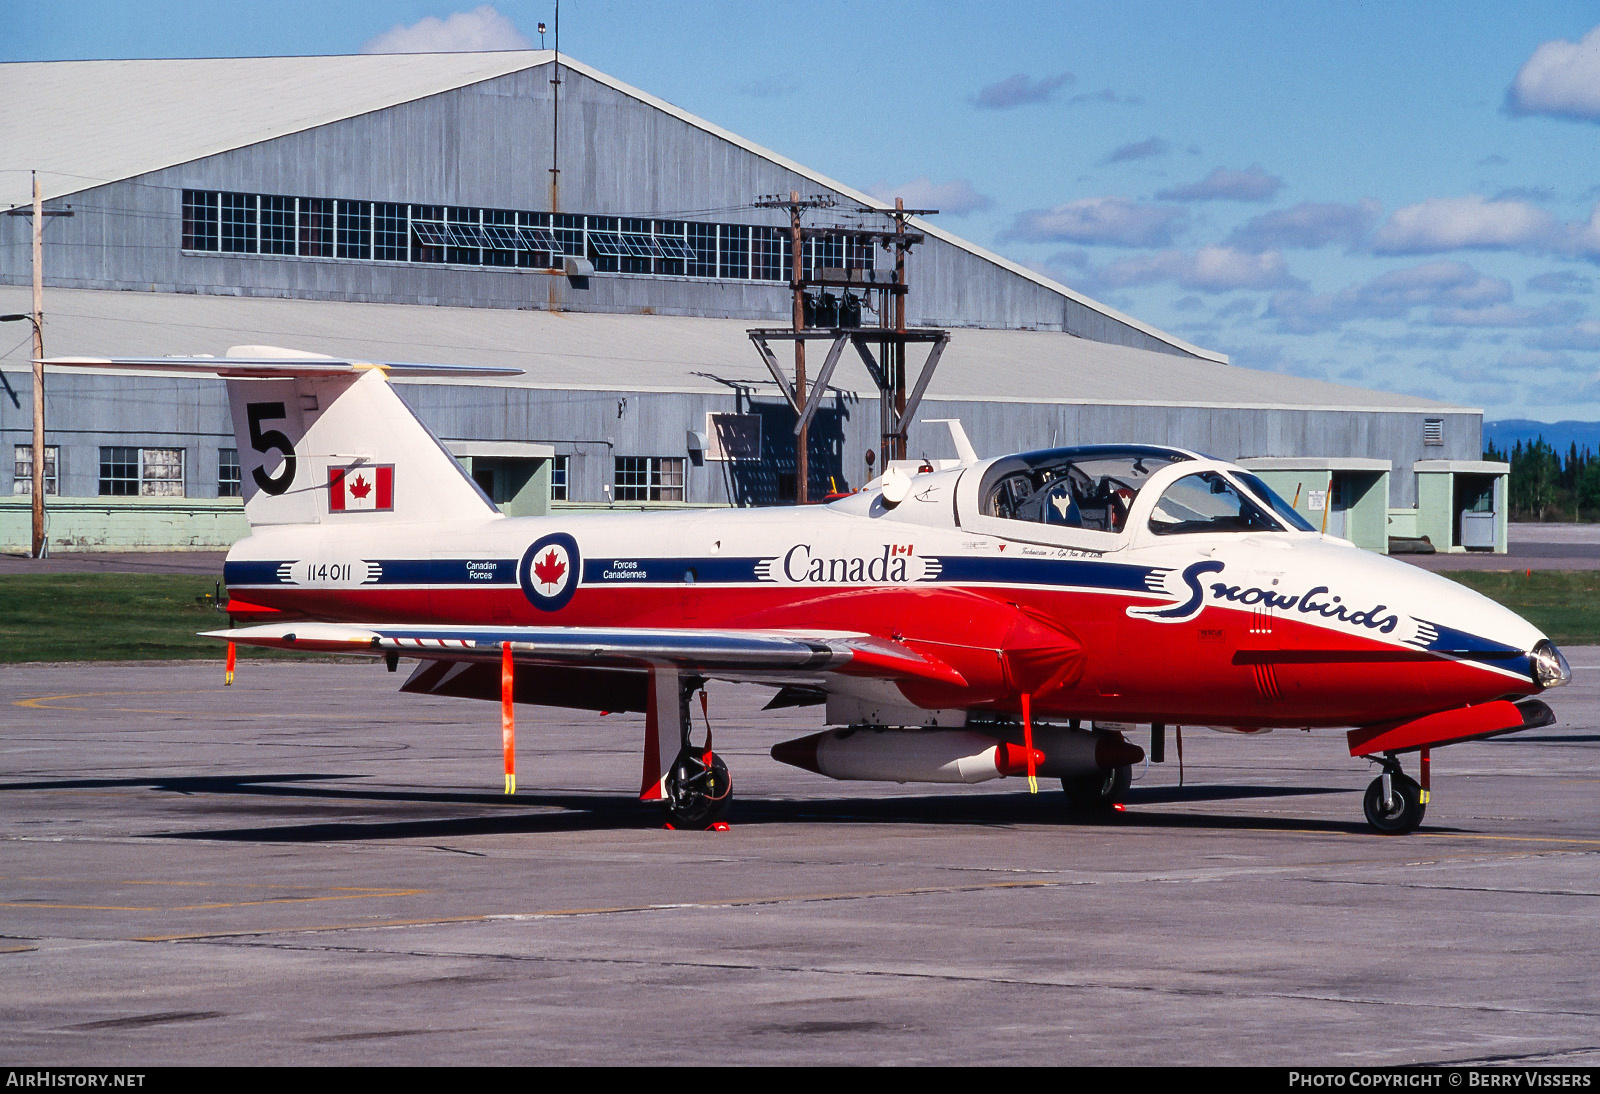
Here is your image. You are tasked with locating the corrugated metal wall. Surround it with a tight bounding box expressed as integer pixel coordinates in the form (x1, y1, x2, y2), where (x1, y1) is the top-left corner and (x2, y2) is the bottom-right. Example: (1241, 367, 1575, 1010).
(0, 371, 1474, 508)
(0, 64, 1187, 350)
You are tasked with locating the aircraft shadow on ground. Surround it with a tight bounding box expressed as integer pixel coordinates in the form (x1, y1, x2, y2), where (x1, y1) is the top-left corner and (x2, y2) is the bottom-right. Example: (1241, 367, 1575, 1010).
(26, 773, 1380, 841)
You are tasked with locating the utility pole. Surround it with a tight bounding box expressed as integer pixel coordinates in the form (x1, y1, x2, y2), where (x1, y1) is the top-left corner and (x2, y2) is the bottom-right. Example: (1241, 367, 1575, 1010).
(753, 190, 834, 503)
(6, 172, 73, 558)
(30, 173, 43, 556)
(891, 197, 909, 462)
(548, 0, 561, 214)
(789, 190, 806, 502)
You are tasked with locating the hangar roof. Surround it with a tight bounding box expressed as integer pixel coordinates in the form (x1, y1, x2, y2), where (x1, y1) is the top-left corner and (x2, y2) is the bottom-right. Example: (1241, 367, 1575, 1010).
(0, 52, 545, 208)
(0, 286, 1474, 415)
(0, 51, 1221, 365)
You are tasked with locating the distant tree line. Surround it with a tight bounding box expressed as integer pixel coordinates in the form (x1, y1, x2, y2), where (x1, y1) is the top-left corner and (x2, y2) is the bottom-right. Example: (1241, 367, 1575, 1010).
(1484, 438, 1600, 521)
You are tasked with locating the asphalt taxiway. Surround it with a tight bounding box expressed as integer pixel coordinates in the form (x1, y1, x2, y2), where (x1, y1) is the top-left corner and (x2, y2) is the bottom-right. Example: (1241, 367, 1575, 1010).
(3, 656, 1599, 1065)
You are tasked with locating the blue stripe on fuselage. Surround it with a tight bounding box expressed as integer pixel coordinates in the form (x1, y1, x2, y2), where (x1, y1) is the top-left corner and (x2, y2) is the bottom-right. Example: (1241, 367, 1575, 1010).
(1414, 618, 1532, 678)
(224, 553, 1162, 594)
(930, 555, 1161, 592)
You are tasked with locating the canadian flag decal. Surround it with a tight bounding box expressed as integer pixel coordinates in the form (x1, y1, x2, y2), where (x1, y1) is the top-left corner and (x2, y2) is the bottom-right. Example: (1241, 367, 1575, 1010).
(328, 465, 394, 512)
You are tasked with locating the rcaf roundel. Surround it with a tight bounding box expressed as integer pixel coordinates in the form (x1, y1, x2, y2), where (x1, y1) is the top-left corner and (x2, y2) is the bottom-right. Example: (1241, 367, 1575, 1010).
(329, 465, 394, 512)
(519, 532, 581, 611)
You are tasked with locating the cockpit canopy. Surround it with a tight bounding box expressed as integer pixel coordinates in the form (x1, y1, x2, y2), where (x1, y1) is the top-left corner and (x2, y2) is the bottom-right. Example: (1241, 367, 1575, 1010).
(970, 444, 1316, 540)
(979, 445, 1192, 534)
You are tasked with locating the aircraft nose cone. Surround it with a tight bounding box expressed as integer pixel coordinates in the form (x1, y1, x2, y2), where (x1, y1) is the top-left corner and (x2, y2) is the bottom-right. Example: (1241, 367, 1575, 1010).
(1530, 640, 1572, 690)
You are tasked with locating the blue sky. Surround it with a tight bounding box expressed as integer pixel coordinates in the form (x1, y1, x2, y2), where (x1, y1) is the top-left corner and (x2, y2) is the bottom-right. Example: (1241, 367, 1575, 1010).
(8, 1, 1600, 422)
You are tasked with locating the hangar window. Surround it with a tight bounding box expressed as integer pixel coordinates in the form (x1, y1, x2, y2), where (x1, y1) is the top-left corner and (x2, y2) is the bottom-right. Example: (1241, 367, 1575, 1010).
(516, 213, 560, 267)
(446, 207, 483, 265)
(220, 192, 256, 253)
(1148, 472, 1283, 536)
(299, 198, 335, 258)
(804, 234, 843, 281)
(551, 455, 570, 501)
(218, 448, 241, 498)
(620, 218, 655, 274)
(552, 213, 585, 260)
(719, 224, 750, 279)
(410, 205, 447, 263)
(181, 188, 875, 286)
(753, 226, 789, 282)
(481, 210, 519, 267)
(374, 203, 408, 261)
(687, 223, 718, 277)
(182, 190, 219, 250)
(336, 200, 371, 260)
(259, 196, 296, 255)
(586, 216, 620, 273)
(844, 234, 872, 270)
(981, 447, 1189, 533)
(12, 444, 58, 496)
(98, 446, 185, 498)
(614, 456, 684, 502)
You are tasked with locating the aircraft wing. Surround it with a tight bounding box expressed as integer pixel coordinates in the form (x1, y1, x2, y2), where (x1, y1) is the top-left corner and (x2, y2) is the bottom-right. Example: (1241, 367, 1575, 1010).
(203, 621, 967, 688)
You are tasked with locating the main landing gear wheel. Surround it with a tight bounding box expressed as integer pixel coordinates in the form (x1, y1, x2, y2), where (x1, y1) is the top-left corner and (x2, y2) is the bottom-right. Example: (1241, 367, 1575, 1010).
(665, 749, 731, 828)
(1062, 764, 1132, 811)
(1363, 769, 1426, 835)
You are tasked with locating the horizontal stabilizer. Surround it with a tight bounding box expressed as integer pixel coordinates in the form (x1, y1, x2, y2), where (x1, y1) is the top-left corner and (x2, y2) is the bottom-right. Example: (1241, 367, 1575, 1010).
(43, 344, 521, 379)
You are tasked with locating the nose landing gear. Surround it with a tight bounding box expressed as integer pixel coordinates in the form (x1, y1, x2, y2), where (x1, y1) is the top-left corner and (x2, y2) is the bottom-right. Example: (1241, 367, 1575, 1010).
(1362, 752, 1428, 834)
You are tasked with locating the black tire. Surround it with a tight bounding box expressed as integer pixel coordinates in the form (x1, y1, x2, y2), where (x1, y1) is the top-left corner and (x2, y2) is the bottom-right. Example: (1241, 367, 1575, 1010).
(1062, 764, 1132, 810)
(665, 751, 732, 827)
(1362, 773, 1426, 834)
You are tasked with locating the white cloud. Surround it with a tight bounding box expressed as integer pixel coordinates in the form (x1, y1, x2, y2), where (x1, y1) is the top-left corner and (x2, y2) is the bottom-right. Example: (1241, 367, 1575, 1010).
(362, 5, 531, 54)
(1427, 301, 1583, 328)
(1531, 319, 1600, 351)
(1101, 137, 1170, 164)
(1096, 246, 1302, 292)
(1155, 165, 1283, 203)
(1005, 196, 1184, 247)
(1227, 200, 1380, 251)
(869, 177, 993, 216)
(972, 72, 1074, 109)
(1507, 25, 1600, 121)
(1267, 261, 1513, 333)
(1371, 195, 1557, 254)
(1499, 349, 1579, 371)
(1528, 270, 1593, 294)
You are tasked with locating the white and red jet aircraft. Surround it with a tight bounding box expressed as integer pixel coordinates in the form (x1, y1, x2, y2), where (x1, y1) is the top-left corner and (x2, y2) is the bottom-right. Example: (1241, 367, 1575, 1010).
(50, 348, 1572, 833)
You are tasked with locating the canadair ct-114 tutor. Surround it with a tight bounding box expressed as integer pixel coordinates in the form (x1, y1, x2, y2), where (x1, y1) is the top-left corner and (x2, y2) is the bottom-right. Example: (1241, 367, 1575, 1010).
(48, 347, 1572, 833)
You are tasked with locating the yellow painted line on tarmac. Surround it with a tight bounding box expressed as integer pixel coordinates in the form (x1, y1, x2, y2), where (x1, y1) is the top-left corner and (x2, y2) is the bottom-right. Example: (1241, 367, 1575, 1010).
(0, 945, 38, 954)
(138, 914, 490, 942)
(1413, 832, 1600, 847)
(14, 689, 356, 718)
(174, 888, 426, 911)
(16, 689, 216, 711)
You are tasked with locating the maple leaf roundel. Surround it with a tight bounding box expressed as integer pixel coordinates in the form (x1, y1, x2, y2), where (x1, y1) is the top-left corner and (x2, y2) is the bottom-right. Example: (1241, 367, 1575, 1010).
(518, 532, 581, 612)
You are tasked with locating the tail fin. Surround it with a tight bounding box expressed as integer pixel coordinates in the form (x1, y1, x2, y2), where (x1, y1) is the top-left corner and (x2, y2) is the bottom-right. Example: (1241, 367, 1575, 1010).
(45, 345, 520, 528)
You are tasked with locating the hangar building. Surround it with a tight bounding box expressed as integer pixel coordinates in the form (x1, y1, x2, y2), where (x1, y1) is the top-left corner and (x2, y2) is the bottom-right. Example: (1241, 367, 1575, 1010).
(0, 52, 1497, 553)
